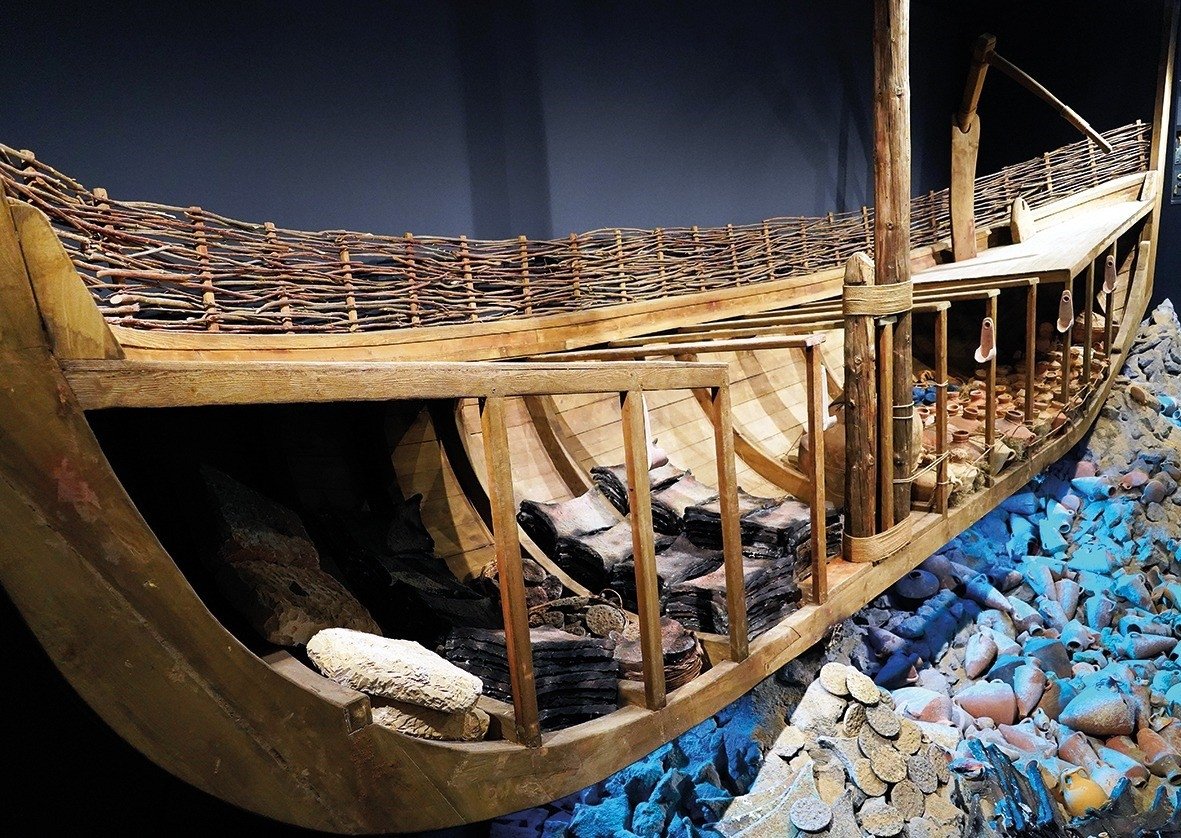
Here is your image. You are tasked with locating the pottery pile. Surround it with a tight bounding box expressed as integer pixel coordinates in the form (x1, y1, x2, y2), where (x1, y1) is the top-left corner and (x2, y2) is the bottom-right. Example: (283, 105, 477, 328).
(897, 303, 1181, 831)
(715, 662, 965, 837)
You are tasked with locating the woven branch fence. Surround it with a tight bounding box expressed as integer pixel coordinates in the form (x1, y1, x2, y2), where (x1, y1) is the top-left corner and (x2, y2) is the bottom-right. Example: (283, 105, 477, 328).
(0, 121, 1149, 335)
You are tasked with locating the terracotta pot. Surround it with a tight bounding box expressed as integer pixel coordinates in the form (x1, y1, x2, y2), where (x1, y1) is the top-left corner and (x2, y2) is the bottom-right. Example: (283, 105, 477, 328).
(1055, 579, 1081, 620)
(1013, 663, 1047, 717)
(1060, 768, 1108, 816)
(1136, 727, 1178, 773)
(1058, 727, 1095, 759)
(1097, 745, 1149, 787)
(954, 679, 1017, 725)
(964, 631, 998, 679)
(1059, 684, 1136, 737)
(1006, 408, 1025, 423)
(947, 403, 962, 417)
(953, 429, 971, 443)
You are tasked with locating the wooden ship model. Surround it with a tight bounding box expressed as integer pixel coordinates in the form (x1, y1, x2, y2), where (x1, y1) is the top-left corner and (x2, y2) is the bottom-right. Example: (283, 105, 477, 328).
(0, 2, 1176, 832)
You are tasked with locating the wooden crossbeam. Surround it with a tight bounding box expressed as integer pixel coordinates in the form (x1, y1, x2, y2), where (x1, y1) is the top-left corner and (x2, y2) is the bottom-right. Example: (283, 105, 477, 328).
(62, 359, 729, 409)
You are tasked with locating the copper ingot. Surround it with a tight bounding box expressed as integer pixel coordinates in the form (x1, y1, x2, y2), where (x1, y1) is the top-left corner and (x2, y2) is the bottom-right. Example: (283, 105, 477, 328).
(975, 317, 997, 364)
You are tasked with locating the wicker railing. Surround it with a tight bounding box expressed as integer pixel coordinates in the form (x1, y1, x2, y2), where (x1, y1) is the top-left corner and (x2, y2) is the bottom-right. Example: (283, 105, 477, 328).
(0, 121, 1149, 335)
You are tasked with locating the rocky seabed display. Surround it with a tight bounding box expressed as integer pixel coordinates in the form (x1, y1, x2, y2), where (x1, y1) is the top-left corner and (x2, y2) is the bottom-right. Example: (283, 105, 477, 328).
(492, 306, 1181, 835)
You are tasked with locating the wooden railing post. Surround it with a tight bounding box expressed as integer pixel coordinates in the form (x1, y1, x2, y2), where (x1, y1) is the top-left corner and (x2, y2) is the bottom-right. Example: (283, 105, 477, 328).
(934, 303, 950, 512)
(984, 292, 998, 484)
(843, 252, 877, 543)
(1025, 282, 1038, 422)
(1082, 260, 1095, 387)
(708, 383, 750, 658)
(803, 344, 828, 603)
(478, 396, 541, 747)
(1103, 248, 1116, 359)
(877, 317, 896, 529)
(620, 389, 667, 709)
(873, 0, 914, 525)
(1059, 286, 1073, 409)
(459, 235, 477, 321)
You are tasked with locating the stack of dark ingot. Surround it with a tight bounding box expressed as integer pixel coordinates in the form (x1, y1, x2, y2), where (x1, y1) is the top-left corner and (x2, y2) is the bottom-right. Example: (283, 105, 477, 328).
(201, 467, 381, 647)
(683, 493, 843, 585)
(444, 626, 620, 731)
(613, 617, 703, 691)
(518, 454, 835, 641)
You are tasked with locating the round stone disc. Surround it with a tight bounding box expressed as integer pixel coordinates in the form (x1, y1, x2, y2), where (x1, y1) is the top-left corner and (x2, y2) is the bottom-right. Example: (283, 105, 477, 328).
(866, 702, 902, 738)
(789, 796, 833, 833)
(842, 701, 867, 737)
(851, 756, 889, 797)
(859, 798, 905, 837)
(908, 754, 939, 793)
(847, 669, 881, 705)
(819, 662, 851, 697)
(895, 719, 922, 755)
(928, 743, 951, 784)
(869, 746, 908, 784)
(889, 779, 925, 821)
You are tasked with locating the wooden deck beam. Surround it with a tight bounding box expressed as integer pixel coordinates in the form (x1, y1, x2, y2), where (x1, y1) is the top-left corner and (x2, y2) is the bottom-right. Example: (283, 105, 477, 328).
(62, 359, 729, 410)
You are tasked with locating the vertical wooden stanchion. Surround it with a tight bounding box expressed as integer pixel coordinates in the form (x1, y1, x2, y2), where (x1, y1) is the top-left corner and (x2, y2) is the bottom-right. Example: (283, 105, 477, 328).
(479, 396, 541, 747)
(984, 292, 998, 485)
(877, 318, 895, 530)
(518, 235, 533, 315)
(264, 222, 293, 333)
(403, 233, 421, 327)
(620, 390, 667, 709)
(934, 303, 950, 512)
(804, 344, 828, 603)
(341, 242, 361, 331)
(709, 384, 750, 660)
(843, 253, 877, 543)
(873, 0, 914, 524)
(460, 235, 477, 321)
(726, 223, 742, 284)
(1103, 248, 1116, 360)
(1082, 260, 1095, 387)
(1025, 282, 1038, 422)
(190, 207, 218, 332)
(1060, 287, 1073, 409)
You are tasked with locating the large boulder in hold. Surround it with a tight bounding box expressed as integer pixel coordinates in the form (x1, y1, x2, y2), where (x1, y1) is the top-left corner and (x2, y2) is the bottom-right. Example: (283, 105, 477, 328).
(201, 466, 319, 568)
(308, 627, 482, 713)
(216, 562, 381, 646)
(371, 701, 489, 741)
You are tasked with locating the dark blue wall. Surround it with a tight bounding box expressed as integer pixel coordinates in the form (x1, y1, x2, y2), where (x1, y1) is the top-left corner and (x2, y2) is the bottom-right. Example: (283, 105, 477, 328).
(4, 2, 1161, 241)
(0, 1, 1170, 833)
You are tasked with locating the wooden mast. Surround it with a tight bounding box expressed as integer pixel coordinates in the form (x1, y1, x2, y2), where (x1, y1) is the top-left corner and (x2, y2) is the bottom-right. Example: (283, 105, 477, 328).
(874, 0, 914, 525)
